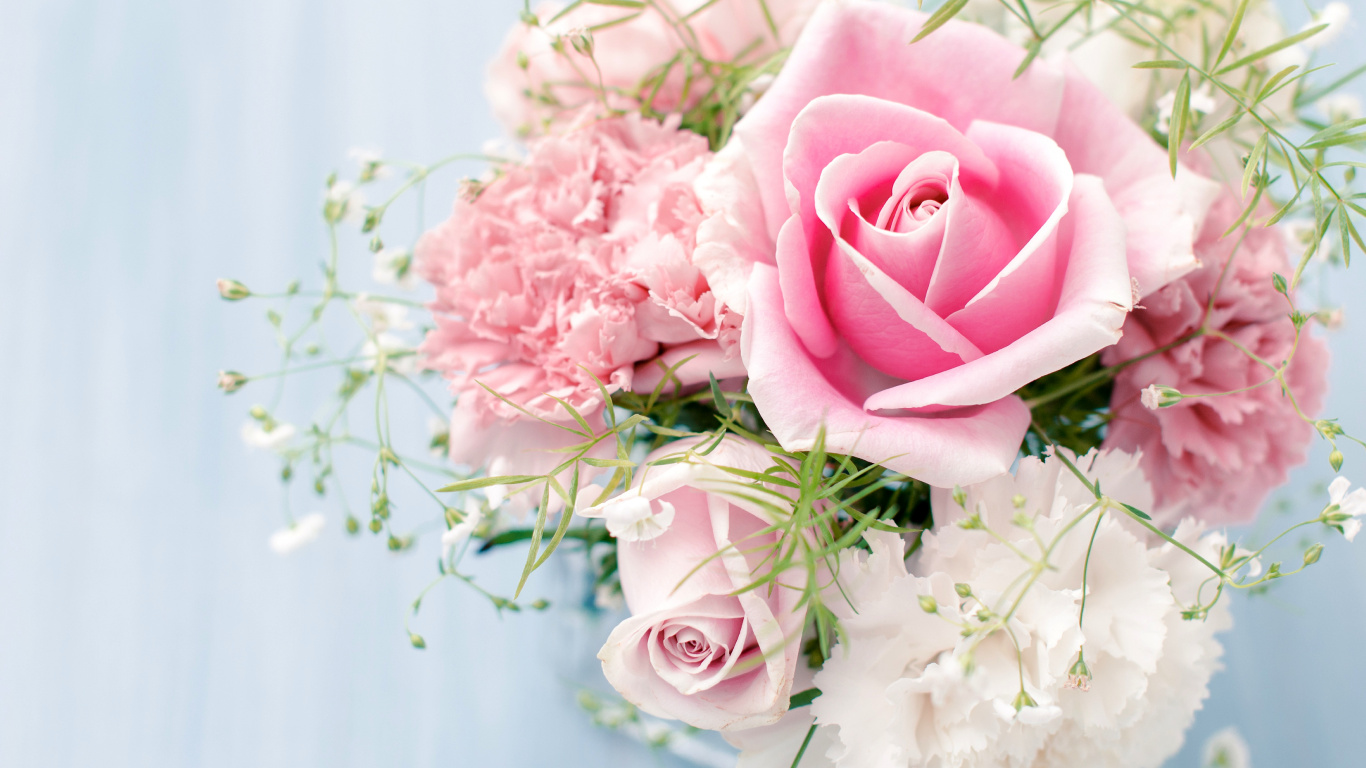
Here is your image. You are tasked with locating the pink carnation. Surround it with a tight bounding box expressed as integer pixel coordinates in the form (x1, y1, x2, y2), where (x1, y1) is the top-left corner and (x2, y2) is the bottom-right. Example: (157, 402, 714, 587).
(486, 0, 819, 136)
(419, 114, 742, 437)
(1102, 191, 1330, 525)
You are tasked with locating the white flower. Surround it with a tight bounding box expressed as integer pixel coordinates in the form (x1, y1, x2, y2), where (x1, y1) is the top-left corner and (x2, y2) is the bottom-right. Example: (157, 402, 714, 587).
(361, 332, 417, 376)
(372, 248, 416, 290)
(1283, 218, 1334, 263)
(596, 495, 676, 542)
(352, 293, 413, 332)
(1142, 384, 1162, 410)
(324, 180, 365, 224)
(442, 500, 483, 557)
(428, 415, 450, 457)
(241, 421, 296, 452)
(594, 582, 625, 612)
(1141, 384, 1181, 409)
(1318, 93, 1363, 122)
(796, 449, 1229, 768)
(1202, 726, 1251, 768)
(269, 513, 325, 554)
(1156, 84, 1216, 134)
(348, 146, 390, 179)
(1304, 2, 1350, 49)
(1326, 476, 1366, 541)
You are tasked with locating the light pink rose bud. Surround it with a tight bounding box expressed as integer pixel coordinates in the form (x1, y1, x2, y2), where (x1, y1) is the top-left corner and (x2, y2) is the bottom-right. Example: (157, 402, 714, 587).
(589, 436, 808, 731)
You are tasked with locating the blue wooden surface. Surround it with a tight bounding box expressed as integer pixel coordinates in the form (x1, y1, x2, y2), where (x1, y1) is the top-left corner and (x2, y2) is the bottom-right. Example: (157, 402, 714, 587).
(0, 1, 1363, 765)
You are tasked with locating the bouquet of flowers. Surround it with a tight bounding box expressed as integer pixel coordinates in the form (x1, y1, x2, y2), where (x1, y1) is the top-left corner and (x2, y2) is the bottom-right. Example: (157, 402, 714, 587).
(218, 0, 1366, 764)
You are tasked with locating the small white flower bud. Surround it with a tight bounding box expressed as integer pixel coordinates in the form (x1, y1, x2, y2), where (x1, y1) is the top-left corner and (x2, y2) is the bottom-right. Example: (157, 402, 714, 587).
(1141, 384, 1183, 410)
(216, 278, 251, 300)
(217, 370, 247, 393)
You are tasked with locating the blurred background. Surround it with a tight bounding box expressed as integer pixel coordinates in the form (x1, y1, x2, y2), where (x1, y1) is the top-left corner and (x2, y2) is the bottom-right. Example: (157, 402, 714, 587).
(1, 0, 1364, 765)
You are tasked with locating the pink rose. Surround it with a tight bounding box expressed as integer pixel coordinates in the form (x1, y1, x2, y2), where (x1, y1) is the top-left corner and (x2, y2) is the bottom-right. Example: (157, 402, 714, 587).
(486, 0, 820, 136)
(1103, 190, 1330, 525)
(699, 1, 1217, 487)
(589, 436, 806, 730)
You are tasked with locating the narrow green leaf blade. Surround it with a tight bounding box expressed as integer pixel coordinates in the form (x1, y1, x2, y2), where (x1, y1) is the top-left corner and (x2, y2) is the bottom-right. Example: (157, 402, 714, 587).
(1121, 503, 1153, 521)
(1216, 23, 1328, 75)
(436, 474, 542, 493)
(911, 0, 970, 43)
(710, 372, 732, 419)
(1169, 71, 1191, 177)
(1214, 0, 1252, 70)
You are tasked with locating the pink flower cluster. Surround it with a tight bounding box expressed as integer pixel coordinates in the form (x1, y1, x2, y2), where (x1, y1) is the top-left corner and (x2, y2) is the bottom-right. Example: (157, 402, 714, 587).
(1103, 191, 1330, 525)
(418, 113, 741, 438)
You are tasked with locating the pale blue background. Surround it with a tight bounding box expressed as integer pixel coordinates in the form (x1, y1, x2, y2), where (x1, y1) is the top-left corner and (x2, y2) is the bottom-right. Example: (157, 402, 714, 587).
(0, 1, 1363, 766)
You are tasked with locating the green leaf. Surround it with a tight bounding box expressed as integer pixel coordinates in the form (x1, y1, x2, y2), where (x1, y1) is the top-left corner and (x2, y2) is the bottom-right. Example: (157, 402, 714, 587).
(580, 457, 638, 468)
(1213, 0, 1252, 70)
(1013, 40, 1042, 80)
(477, 527, 601, 552)
(789, 688, 822, 708)
(1121, 503, 1152, 521)
(911, 0, 970, 43)
(1254, 65, 1301, 106)
(1132, 59, 1185, 69)
(710, 372, 732, 419)
(1242, 132, 1269, 199)
(1215, 23, 1328, 76)
(1298, 63, 1366, 107)
(435, 474, 541, 493)
(1303, 131, 1366, 150)
(1189, 111, 1243, 150)
(1169, 71, 1191, 178)
(1344, 210, 1364, 268)
(1338, 204, 1352, 268)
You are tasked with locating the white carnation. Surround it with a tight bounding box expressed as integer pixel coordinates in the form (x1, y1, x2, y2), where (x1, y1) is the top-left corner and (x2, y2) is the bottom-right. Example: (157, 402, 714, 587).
(785, 449, 1229, 768)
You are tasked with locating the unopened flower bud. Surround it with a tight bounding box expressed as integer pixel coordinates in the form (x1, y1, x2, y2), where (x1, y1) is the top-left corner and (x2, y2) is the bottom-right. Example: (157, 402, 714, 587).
(531, 599, 551, 610)
(520, 10, 539, 26)
(1271, 272, 1288, 295)
(516, 50, 530, 70)
(1066, 656, 1092, 691)
(918, 595, 938, 614)
(409, 633, 426, 649)
(369, 235, 384, 252)
(345, 516, 360, 535)
(1013, 690, 1038, 711)
(952, 486, 967, 508)
(1011, 494, 1026, 508)
(954, 583, 972, 598)
(1304, 543, 1325, 566)
(368, 518, 383, 533)
(1140, 384, 1183, 410)
(217, 370, 247, 393)
(216, 278, 251, 300)
(567, 27, 594, 57)
(249, 405, 268, 420)
(1330, 449, 1344, 472)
